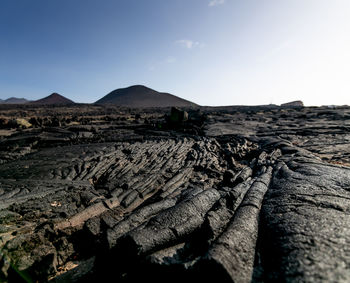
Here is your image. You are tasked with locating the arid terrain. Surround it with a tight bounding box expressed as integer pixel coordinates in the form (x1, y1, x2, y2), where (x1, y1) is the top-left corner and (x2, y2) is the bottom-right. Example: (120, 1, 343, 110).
(1, 104, 350, 282)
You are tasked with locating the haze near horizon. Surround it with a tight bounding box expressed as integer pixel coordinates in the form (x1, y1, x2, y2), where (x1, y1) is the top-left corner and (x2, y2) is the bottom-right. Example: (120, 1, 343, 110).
(1, 0, 349, 106)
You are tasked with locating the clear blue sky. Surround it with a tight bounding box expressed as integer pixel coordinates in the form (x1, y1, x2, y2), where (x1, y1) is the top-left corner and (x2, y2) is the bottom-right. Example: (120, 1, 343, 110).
(1, 0, 349, 106)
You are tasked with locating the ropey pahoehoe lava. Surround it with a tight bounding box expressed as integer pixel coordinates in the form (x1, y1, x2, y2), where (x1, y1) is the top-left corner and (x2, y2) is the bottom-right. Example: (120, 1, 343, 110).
(1, 102, 350, 282)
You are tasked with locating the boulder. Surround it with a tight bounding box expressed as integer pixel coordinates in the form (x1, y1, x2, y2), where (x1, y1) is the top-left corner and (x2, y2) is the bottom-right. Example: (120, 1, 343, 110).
(169, 107, 188, 123)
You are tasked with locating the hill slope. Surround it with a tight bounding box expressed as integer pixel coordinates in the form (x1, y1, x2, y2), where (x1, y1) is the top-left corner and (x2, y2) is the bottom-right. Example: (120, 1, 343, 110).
(31, 93, 74, 105)
(96, 85, 197, 107)
(0, 97, 29, 104)
(5, 97, 29, 104)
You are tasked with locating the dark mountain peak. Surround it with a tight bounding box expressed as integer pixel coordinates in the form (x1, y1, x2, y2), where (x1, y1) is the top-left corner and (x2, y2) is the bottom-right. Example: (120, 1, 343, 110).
(31, 93, 74, 105)
(126, 85, 151, 90)
(48, 92, 61, 98)
(96, 85, 197, 108)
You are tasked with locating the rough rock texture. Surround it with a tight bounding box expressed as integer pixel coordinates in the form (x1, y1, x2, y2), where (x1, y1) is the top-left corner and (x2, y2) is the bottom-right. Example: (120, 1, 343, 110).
(0, 104, 350, 282)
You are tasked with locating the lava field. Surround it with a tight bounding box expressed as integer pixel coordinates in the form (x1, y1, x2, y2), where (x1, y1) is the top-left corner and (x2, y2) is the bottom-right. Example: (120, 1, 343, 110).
(1, 104, 350, 282)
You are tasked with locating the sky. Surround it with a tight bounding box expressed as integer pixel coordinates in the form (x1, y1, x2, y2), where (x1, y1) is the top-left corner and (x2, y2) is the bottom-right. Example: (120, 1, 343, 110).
(1, 0, 350, 106)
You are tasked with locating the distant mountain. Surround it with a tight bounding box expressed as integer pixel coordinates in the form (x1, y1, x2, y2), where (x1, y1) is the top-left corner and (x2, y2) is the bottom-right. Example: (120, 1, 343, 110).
(0, 97, 29, 104)
(281, 100, 304, 107)
(95, 85, 197, 107)
(31, 93, 74, 105)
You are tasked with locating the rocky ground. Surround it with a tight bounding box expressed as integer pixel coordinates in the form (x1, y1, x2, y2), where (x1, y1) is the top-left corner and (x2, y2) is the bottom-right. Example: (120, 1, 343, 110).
(0, 104, 350, 282)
